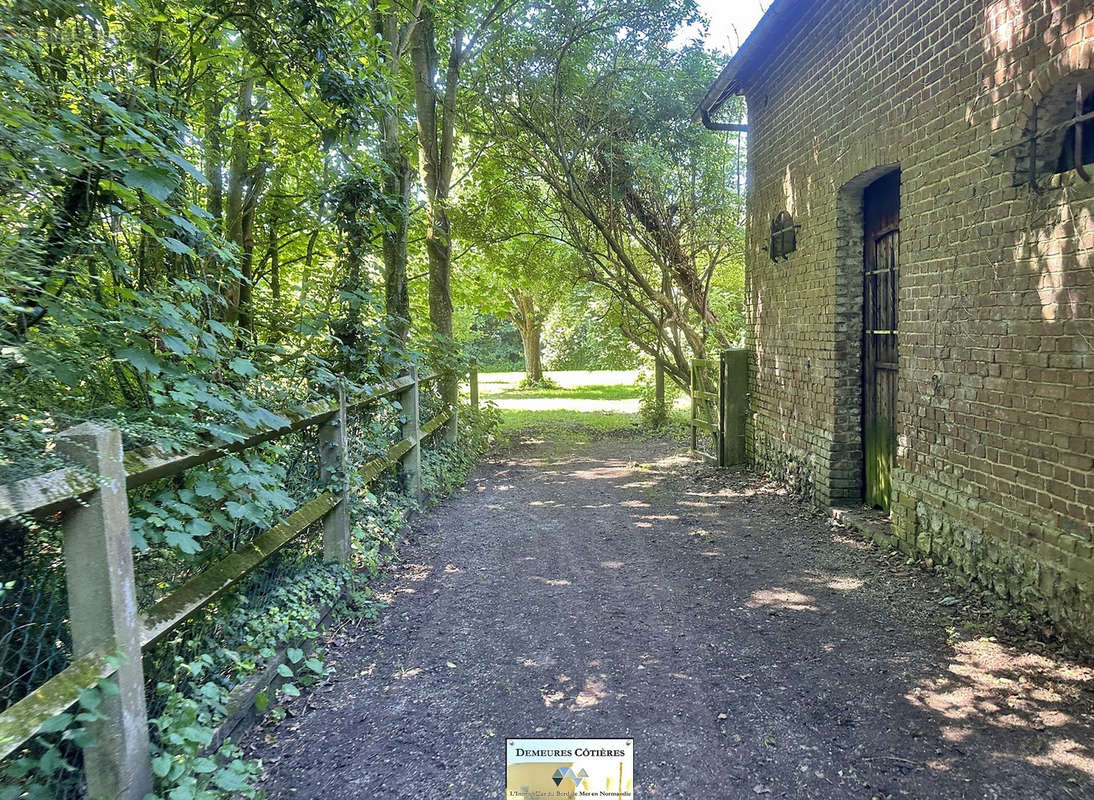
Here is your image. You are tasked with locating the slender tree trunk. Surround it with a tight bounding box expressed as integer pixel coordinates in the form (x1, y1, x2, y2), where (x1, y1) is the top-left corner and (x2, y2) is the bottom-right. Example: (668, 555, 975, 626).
(521, 323, 543, 383)
(374, 7, 413, 347)
(203, 80, 224, 230)
(379, 134, 412, 344)
(225, 73, 253, 323)
(509, 291, 544, 383)
(201, 73, 225, 319)
(412, 11, 462, 405)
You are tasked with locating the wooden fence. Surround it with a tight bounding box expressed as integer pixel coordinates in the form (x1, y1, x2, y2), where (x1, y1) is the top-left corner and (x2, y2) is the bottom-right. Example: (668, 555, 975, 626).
(0, 365, 478, 799)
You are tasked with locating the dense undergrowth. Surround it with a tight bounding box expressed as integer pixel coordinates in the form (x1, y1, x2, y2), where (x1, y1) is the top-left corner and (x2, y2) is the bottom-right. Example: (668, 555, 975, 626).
(1, 405, 499, 800)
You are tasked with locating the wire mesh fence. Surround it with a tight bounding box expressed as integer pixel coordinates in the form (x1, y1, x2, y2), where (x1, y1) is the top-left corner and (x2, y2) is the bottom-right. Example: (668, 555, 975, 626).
(0, 369, 464, 799)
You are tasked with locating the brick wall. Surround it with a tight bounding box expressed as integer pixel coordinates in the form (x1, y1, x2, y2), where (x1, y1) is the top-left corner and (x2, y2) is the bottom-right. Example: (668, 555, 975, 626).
(740, 0, 1094, 643)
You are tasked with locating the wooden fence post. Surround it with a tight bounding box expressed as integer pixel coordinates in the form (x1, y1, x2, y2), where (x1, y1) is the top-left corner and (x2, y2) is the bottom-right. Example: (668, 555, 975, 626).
(320, 385, 351, 563)
(400, 365, 423, 501)
(689, 362, 698, 453)
(655, 359, 665, 408)
(444, 370, 458, 445)
(470, 364, 479, 411)
(57, 423, 152, 800)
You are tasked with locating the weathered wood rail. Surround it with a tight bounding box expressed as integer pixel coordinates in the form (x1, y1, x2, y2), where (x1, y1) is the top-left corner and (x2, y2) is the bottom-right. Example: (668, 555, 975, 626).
(0, 366, 475, 799)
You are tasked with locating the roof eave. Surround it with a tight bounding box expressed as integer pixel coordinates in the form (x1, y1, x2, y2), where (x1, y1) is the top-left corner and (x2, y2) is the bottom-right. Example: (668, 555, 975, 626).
(692, 0, 815, 123)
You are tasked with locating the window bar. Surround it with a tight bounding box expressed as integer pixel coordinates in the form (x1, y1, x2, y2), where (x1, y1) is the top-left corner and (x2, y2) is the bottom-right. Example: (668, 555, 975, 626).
(1076, 84, 1091, 183)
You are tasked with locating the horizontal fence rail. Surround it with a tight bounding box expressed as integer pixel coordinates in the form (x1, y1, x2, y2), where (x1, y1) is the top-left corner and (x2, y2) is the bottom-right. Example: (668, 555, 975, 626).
(0, 375, 419, 524)
(0, 365, 475, 798)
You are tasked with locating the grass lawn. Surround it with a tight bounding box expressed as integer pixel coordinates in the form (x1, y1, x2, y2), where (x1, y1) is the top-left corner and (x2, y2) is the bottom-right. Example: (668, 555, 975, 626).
(474, 369, 689, 439)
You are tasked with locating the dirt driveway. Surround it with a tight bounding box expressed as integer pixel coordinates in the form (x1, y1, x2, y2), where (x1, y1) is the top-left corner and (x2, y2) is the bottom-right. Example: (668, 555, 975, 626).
(246, 434, 1094, 799)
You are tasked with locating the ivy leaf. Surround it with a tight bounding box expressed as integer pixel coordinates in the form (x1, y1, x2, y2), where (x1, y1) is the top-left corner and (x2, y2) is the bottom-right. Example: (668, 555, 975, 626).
(151, 753, 172, 778)
(163, 151, 209, 187)
(191, 757, 218, 774)
(77, 687, 101, 712)
(122, 164, 176, 201)
(162, 237, 196, 257)
(180, 725, 213, 746)
(280, 683, 300, 697)
(254, 690, 269, 713)
(38, 745, 64, 775)
(168, 782, 196, 800)
(187, 518, 213, 537)
(164, 529, 200, 554)
(37, 713, 73, 734)
(305, 658, 324, 674)
(286, 647, 304, 664)
(207, 319, 233, 338)
(118, 347, 162, 375)
(161, 335, 190, 355)
(277, 663, 293, 678)
(213, 767, 251, 791)
(228, 357, 258, 377)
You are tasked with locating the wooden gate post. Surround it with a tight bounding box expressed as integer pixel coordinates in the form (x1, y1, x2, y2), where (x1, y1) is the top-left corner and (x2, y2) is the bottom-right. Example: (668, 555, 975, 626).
(399, 365, 423, 501)
(444, 371, 458, 445)
(720, 350, 749, 467)
(654, 359, 665, 407)
(320, 385, 351, 563)
(689, 362, 698, 453)
(57, 424, 152, 800)
(470, 364, 479, 411)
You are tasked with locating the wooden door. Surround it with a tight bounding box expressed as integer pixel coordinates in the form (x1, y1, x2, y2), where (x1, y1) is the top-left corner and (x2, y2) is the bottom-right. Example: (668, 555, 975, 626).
(862, 171, 900, 511)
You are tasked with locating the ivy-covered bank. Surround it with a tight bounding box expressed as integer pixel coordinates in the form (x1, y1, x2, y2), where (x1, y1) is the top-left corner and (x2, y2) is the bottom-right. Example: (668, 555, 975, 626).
(0, 405, 498, 800)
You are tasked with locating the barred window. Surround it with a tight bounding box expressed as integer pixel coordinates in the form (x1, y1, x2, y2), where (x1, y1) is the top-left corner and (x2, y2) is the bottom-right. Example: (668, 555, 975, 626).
(1055, 86, 1094, 175)
(770, 211, 798, 261)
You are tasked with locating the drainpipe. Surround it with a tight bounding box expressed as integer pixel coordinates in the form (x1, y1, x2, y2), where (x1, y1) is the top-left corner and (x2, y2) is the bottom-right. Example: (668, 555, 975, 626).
(700, 106, 748, 133)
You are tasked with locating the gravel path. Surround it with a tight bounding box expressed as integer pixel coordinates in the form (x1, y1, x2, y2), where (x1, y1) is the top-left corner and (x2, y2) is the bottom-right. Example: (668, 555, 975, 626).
(246, 434, 1094, 799)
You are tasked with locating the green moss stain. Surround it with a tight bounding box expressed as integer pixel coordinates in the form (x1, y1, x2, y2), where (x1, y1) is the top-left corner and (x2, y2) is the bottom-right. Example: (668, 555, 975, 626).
(0, 650, 113, 760)
(865, 418, 894, 511)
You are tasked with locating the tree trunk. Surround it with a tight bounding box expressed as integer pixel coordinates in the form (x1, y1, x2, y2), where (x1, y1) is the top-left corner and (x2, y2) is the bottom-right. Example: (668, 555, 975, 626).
(521, 323, 543, 383)
(379, 136, 412, 345)
(412, 12, 462, 404)
(374, 7, 413, 347)
(224, 74, 253, 324)
(509, 291, 544, 383)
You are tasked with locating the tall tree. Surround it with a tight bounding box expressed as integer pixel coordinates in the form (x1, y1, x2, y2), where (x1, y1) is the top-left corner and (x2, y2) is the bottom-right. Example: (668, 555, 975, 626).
(411, 0, 512, 395)
(372, 1, 419, 347)
(468, 0, 744, 388)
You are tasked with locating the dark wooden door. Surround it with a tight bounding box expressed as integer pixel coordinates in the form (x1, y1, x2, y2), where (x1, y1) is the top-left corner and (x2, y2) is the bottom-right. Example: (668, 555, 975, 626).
(862, 171, 900, 511)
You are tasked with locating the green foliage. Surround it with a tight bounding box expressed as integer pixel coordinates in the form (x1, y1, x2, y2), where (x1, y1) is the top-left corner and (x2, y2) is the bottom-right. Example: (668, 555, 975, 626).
(516, 376, 561, 391)
(460, 314, 524, 373)
(131, 452, 294, 554)
(0, 680, 110, 799)
(543, 295, 638, 371)
(0, 0, 399, 483)
(636, 368, 681, 429)
(465, 0, 746, 386)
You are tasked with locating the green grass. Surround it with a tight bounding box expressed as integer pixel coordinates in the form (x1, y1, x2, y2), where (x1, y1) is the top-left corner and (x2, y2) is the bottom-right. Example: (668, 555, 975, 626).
(488, 383, 639, 401)
(476, 369, 689, 442)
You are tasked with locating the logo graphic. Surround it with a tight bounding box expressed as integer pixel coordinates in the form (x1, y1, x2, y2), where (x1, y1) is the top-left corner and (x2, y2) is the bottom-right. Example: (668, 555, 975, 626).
(551, 766, 589, 788)
(507, 737, 633, 799)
